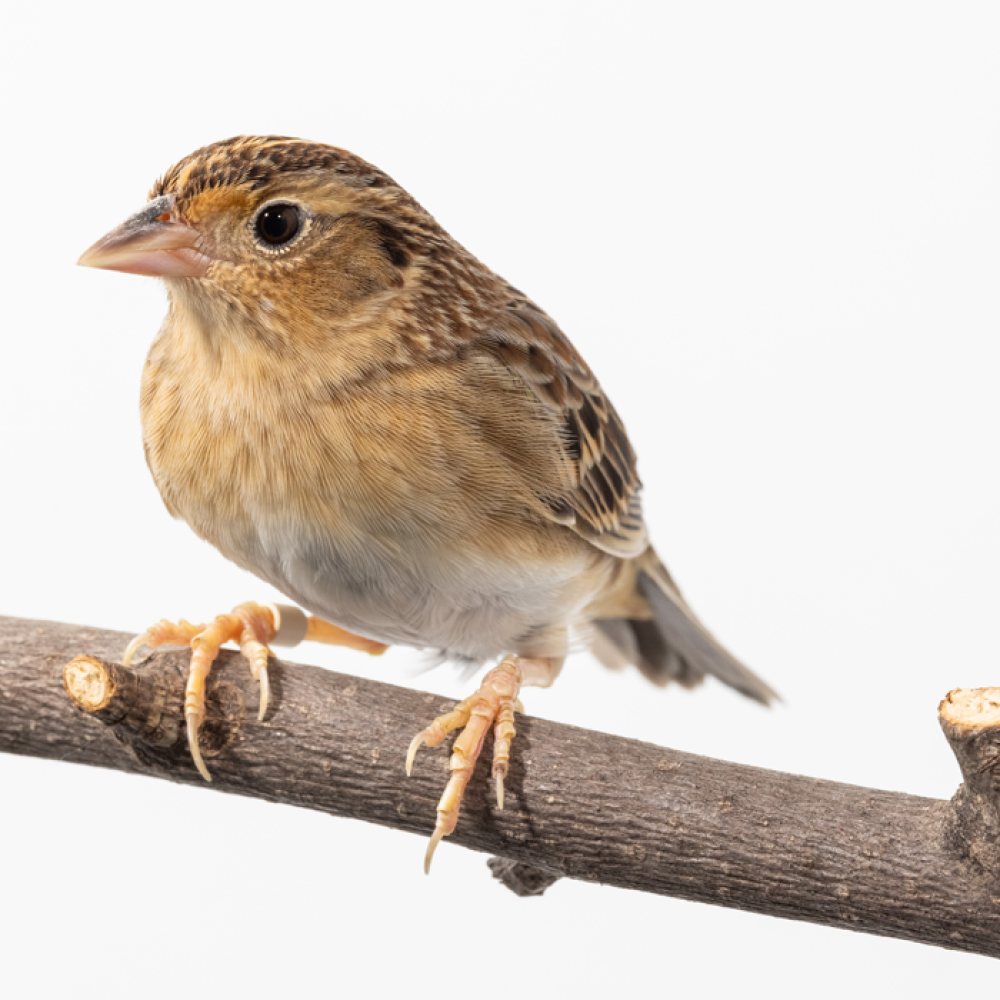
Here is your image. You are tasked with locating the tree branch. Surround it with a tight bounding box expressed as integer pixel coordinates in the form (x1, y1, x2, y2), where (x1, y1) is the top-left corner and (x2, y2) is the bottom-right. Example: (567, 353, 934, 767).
(2, 614, 999, 957)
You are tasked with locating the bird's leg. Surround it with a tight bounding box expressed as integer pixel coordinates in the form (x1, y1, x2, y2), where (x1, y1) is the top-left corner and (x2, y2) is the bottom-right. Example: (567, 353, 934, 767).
(407, 654, 562, 872)
(123, 601, 388, 780)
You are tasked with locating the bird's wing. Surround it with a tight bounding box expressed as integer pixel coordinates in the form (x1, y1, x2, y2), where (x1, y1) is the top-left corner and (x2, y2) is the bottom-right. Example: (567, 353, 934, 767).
(480, 289, 648, 559)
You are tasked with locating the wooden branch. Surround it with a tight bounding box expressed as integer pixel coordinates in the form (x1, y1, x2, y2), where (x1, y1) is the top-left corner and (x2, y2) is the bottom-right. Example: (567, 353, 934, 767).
(2, 614, 999, 958)
(939, 688, 1000, 878)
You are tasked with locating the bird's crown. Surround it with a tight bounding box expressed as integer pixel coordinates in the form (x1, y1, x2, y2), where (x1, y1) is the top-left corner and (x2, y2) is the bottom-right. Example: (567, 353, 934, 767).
(150, 135, 399, 203)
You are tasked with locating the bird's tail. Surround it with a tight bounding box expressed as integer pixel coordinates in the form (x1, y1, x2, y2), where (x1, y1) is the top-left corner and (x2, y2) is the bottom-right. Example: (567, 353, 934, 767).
(589, 548, 778, 705)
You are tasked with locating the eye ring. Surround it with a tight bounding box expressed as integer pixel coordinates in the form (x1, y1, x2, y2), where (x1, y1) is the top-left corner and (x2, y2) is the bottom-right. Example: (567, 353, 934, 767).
(253, 202, 304, 249)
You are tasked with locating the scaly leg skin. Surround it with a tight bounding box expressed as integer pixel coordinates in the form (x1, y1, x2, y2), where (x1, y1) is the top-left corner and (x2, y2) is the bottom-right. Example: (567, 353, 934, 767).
(123, 601, 388, 782)
(406, 653, 562, 873)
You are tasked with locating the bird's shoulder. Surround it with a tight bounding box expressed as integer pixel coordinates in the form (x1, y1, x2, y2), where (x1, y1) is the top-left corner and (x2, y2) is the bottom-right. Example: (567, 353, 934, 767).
(466, 286, 648, 559)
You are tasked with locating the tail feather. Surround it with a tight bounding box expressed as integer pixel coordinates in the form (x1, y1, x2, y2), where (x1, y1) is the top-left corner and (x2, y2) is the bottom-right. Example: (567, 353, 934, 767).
(591, 551, 778, 706)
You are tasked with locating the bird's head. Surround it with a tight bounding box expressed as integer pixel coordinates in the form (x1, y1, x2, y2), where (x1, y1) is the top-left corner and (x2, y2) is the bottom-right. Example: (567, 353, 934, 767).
(78, 136, 431, 327)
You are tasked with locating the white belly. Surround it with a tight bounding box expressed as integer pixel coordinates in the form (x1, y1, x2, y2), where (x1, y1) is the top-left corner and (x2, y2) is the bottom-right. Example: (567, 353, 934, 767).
(218, 516, 605, 663)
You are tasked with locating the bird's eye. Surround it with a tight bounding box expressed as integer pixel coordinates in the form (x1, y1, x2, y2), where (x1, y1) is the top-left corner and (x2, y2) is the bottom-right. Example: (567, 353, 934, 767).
(255, 204, 301, 246)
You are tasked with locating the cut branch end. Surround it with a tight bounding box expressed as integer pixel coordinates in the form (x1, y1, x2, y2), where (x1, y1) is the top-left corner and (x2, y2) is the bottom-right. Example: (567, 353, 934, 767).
(63, 655, 115, 712)
(938, 686, 1000, 878)
(939, 687, 1000, 731)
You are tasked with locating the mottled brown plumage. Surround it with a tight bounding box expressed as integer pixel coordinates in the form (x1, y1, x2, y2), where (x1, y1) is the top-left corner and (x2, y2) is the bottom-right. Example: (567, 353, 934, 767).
(79, 135, 776, 867)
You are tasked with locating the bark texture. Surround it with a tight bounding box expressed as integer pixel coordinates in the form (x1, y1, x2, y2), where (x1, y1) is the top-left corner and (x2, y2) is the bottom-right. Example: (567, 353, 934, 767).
(2, 615, 1000, 957)
(939, 687, 1000, 880)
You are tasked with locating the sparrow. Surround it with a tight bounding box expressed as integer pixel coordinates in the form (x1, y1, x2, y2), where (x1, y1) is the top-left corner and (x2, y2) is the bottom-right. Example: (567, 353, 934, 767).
(78, 136, 776, 871)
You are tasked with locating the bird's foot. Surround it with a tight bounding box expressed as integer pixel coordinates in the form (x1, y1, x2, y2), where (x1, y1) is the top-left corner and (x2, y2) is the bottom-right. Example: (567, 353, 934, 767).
(406, 655, 522, 873)
(123, 602, 389, 780)
(123, 602, 279, 781)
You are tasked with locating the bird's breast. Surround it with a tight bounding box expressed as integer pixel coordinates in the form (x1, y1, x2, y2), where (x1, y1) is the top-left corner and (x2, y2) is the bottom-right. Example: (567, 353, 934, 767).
(139, 326, 609, 658)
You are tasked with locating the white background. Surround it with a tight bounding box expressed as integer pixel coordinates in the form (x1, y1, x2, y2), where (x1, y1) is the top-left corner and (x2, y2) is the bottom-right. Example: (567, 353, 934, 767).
(2, 2, 998, 996)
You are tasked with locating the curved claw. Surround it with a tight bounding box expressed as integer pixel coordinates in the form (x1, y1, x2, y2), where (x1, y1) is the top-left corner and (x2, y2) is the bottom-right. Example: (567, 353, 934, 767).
(122, 631, 150, 669)
(258, 665, 270, 721)
(186, 715, 212, 782)
(495, 771, 505, 811)
(406, 731, 427, 777)
(423, 824, 445, 875)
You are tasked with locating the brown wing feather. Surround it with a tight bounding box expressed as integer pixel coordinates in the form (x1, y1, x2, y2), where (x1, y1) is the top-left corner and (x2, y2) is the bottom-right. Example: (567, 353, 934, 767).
(483, 289, 648, 558)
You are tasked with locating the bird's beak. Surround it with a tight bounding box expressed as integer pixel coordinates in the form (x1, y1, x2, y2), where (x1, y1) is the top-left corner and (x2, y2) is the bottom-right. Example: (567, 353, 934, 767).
(77, 195, 213, 278)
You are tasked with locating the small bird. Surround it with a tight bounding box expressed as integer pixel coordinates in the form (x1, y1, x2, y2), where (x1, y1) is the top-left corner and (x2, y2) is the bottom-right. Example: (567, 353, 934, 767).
(79, 136, 776, 870)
